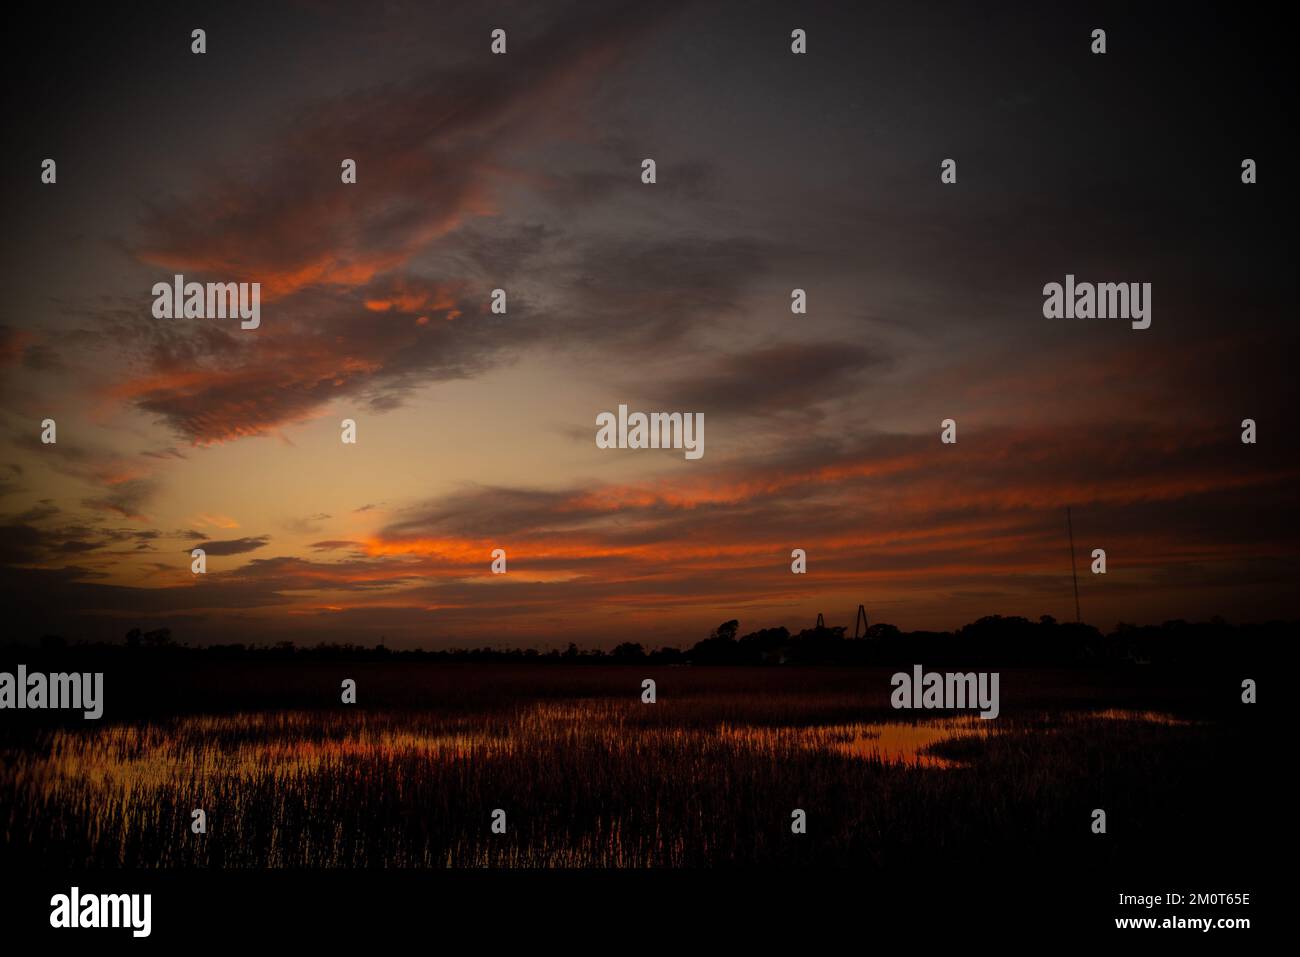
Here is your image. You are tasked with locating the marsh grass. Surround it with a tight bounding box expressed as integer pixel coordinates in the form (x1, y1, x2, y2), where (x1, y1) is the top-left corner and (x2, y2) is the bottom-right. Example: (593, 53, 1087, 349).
(0, 666, 1259, 870)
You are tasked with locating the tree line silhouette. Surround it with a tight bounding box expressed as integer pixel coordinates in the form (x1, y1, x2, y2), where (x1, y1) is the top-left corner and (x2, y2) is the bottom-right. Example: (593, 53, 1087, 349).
(8, 614, 1279, 669)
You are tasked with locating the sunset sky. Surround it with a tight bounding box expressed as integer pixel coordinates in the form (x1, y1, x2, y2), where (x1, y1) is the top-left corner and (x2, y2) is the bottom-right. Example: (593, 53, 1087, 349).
(1, 1, 1295, 648)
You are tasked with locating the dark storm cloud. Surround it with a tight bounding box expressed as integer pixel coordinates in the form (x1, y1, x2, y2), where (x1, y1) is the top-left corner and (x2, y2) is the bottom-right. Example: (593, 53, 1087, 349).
(381, 488, 581, 541)
(191, 536, 272, 557)
(21, 343, 64, 373)
(441, 223, 561, 281)
(0, 508, 186, 566)
(134, 3, 688, 295)
(21, 2, 788, 448)
(0, 564, 289, 619)
(81, 479, 159, 520)
(558, 235, 767, 343)
(8, 432, 165, 520)
(245, 555, 415, 586)
(8, 498, 55, 524)
(54, 540, 100, 554)
(310, 540, 364, 552)
(537, 158, 717, 209)
(97, 217, 776, 443)
(141, 447, 188, 461)
(641, 341, 887, 415)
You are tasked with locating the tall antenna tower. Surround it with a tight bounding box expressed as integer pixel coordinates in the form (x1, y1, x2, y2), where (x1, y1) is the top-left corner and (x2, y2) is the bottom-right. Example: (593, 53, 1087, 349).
(815, 612, 825, 629)
(1066, 507, 1081, 623)
(853, 604, 869, 638)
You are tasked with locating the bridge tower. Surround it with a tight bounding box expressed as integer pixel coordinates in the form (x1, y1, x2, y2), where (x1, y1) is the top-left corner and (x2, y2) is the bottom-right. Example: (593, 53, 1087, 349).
(853, 604, 869, 639)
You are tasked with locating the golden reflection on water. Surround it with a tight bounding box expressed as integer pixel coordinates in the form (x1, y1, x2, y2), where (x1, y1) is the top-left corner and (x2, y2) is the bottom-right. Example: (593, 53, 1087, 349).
(8, 705, 1194, 793)
(721, 708, 1193, 768)
(718, 718, 987, 768)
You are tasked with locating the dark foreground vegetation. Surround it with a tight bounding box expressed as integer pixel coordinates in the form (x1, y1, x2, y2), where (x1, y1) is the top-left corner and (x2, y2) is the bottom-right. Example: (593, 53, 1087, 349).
(0, 656, 1270, 872)
(0, 615, 1273, 873)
